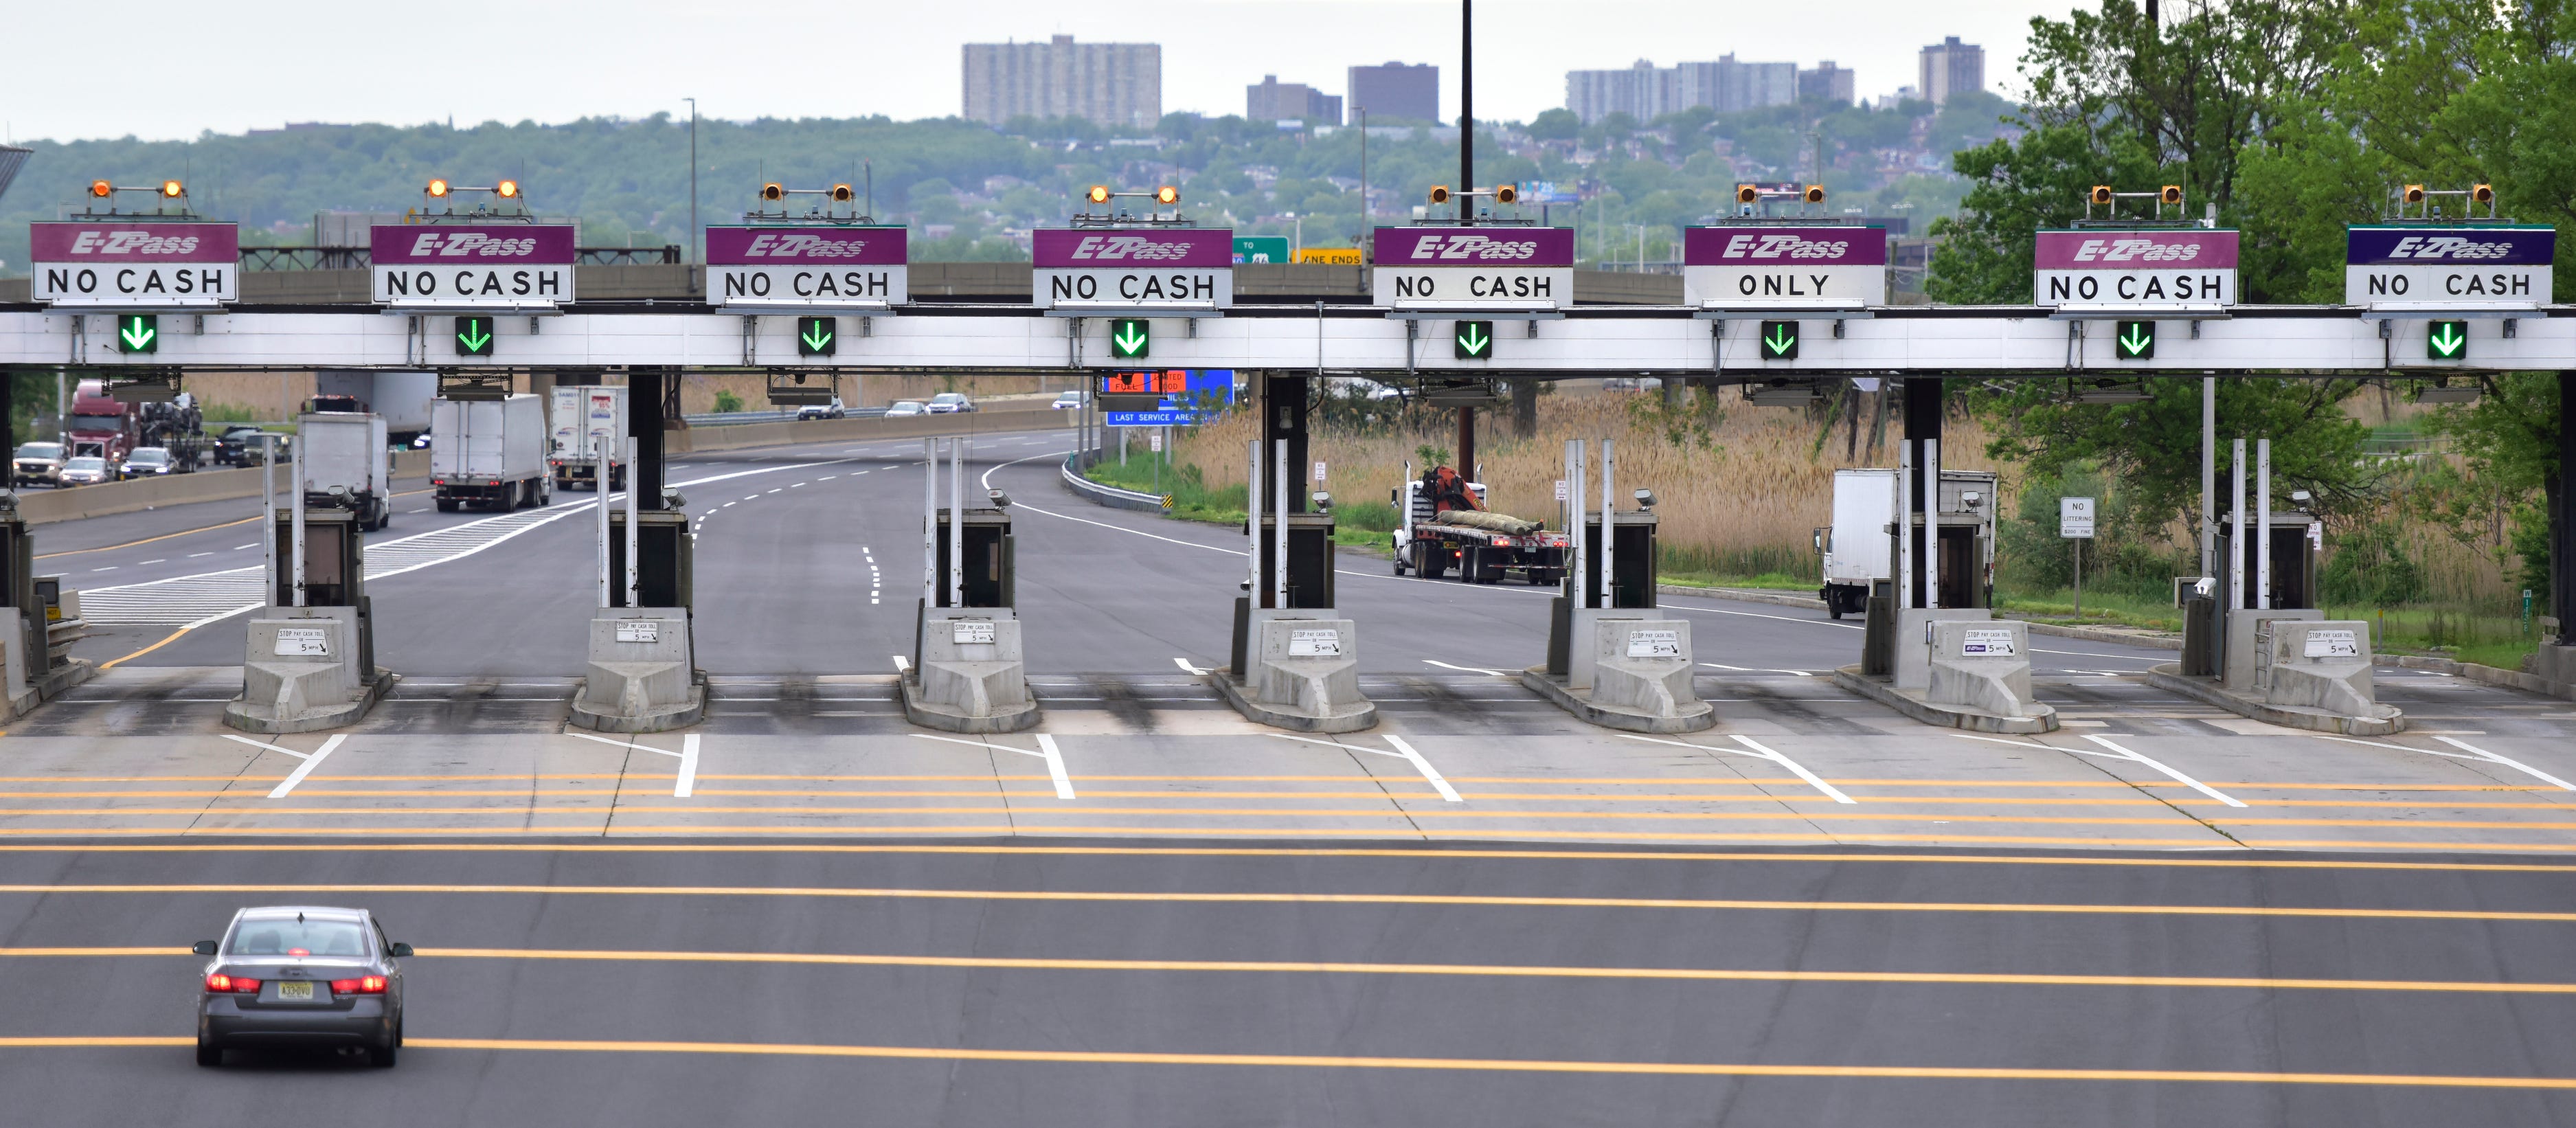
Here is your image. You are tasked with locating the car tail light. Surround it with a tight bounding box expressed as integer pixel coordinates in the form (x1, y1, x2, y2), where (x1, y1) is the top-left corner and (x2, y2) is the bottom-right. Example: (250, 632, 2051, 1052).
(1492, 537, 1511, 547)
(330, 976, 388, 994)
(205, 973, 259, 993)
(286, 947, 310, 958)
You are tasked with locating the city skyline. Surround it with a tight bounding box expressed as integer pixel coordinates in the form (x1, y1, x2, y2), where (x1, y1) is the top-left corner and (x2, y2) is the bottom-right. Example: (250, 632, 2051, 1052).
(0, 0, 2045, 143)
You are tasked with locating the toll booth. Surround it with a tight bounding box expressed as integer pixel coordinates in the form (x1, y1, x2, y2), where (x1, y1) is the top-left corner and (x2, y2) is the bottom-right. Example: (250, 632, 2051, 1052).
(1546, 509, 1658, 675)
(0, 501, 97, 714)
(930, 507, 1015, 610)
(1230, 510, 1336, 674)
(1212, 427, 1375, 733)
(2151, 441, 2398, 734)
(1524, 440, 1710, 732)
(902, 440, 1036, 733)
(223, 507, 393, 733)
(605, 510, 696, 610)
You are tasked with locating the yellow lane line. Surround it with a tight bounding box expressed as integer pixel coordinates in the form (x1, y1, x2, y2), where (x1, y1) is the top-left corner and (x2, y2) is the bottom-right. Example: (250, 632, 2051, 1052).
(20, 804, 2576, 833)
(6, 842, 2576, 871)
(8, 883, 2575, 922)
(34, 514, 263, 559)
(22, 944, 2576, 995)
(1, 785, 2571, 812)
(11, 1034, 2574, 1087)
(99, 627, 192, 670)
(1, 771, 2568, 794)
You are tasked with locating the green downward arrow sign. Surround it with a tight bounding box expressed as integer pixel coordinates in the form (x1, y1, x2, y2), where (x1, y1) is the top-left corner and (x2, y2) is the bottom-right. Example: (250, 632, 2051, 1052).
(1111, 318, 1149, 358)
(2428, 321, 2467, 359)
(456, 322, 492, 354)
(2119, 324, 2151, 354)
(802, 322, 833, 351)
(1456, 322, 1491, 357)
(1764, 324, 1795, 355)
(118, 316, 155, 352)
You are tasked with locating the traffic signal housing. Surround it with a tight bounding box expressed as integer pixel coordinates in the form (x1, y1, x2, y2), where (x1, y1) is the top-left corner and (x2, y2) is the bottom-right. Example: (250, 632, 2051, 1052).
(2090, 185, 2114, 205)
(1737, 184, 1759, 204)
(1428, 185, 1451, 206)
(1803, 185, 1825, 204)
(2159, 185, 2183, 205)
(1495, 184, 1517, 205)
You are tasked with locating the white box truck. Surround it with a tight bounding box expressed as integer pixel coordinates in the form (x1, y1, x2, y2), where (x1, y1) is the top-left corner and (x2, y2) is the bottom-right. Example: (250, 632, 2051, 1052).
(1816, 468, 1999, 618)
(296, 411, 392, 532)
(550, 385, 627, 492)
(431, 394, 551, 511)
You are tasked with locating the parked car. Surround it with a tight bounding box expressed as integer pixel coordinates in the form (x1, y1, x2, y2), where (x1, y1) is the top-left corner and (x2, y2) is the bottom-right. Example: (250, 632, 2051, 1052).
(885, 401, 928, 417)
(1052, 391, 1087, 410)
(796, 398, 846, 420)
(12, 442, 65, 488)
(58, 456, 111, 486)
(927, 392, 975, 414)
(119, 447, 178, 479)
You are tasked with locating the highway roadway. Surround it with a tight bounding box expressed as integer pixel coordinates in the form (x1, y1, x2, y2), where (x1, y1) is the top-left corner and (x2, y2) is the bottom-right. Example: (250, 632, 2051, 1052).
(3, 842, 2576, 1124)
(6, 421, 2576, 1123)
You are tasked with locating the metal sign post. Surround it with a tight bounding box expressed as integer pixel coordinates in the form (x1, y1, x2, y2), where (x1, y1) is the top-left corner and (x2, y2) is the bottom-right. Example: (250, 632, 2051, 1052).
(948, 438, 964, 609)
(1245, 438, 1262, 602)
(261, 435, 277, 607)
(1272, 438, 1287, 609)
(1598, 439, 1615, 610)
(2061, 496, 2097, 616)
(289, 436, 307, 608)
(595, 436, 611, 609)
(622, 437, 640, 609)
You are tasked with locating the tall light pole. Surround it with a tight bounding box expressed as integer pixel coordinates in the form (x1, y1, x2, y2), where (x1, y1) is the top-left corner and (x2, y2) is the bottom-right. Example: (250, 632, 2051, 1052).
(683, 98, 699, 264)
(1459, 0, 1473, 222)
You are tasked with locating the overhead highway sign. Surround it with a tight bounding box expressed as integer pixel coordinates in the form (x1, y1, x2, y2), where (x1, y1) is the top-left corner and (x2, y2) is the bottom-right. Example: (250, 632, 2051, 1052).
(1683, 225, 1888, 311)
(370, 224, 576, 311)
(1032, 228, 1233, 312)
(2033, 228, 2238, 313)
(1372, 226, 1575, 312)
(708, 226, 908, 311)
(1232, 237, 1288, 264)
(30, 221, 239, 308)
(2346, 225, 2554, 312)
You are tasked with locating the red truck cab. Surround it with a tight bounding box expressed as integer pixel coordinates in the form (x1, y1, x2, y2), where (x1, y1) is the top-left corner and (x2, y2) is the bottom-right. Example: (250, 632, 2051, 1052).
(66, 379, 137, 464)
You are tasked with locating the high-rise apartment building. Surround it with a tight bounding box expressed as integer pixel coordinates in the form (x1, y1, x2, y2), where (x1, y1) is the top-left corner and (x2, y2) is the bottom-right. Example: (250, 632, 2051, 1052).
(1919, 36, 1985, 106)
(1566, 60, 1675, 125)
(1346, 62, 1438, 124)
(1566, 56, 1803, 124)
(1798, 62, 1856, 106)
(962, 35, 1162, 129)
(1247, 76, 1343, 124)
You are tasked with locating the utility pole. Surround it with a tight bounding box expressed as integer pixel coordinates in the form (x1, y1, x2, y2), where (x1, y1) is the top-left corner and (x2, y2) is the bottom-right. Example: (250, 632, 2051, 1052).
(684, 98, 699, 264)
(1459, 0, 1473, 222)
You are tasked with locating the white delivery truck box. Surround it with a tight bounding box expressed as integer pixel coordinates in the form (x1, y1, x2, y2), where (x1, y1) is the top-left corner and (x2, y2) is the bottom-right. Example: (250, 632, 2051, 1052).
(432, 394, 550, 510)
(1820, 468, 1999, 618)
(296, 411, 392, 532)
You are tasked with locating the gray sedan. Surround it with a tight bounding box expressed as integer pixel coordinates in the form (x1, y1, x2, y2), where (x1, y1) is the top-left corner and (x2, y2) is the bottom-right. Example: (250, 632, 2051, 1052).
(194, 905, 409, 1067)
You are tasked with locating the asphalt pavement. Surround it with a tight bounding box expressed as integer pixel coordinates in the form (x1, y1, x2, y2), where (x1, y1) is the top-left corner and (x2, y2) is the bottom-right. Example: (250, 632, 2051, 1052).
(2, 841, 2573, 1125)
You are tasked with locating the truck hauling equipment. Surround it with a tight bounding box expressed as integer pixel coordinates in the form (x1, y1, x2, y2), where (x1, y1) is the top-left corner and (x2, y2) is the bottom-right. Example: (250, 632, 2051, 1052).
(1392, 464, 1570, 584)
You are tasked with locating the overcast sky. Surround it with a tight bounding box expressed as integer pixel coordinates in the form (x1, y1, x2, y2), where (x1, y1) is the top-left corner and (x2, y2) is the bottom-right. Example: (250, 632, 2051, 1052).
(2, 0, 2050, 144)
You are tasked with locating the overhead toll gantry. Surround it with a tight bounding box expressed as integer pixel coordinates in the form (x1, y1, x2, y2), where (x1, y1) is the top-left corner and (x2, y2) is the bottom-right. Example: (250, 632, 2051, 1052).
(7, 181, 2576, 732)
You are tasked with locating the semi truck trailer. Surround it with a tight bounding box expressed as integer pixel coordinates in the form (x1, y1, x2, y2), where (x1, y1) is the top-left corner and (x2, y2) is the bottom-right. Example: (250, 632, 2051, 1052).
(549, 385, 627, 491)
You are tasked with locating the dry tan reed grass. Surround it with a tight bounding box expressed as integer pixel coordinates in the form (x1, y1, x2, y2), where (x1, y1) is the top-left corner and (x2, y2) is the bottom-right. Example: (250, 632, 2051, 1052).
(1172, 391, 2000, 559)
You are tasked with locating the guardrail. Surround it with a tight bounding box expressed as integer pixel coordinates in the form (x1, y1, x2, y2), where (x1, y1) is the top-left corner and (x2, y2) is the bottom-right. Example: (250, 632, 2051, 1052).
(1059, 450, 1168, 513)
(681, 407, 894, 427)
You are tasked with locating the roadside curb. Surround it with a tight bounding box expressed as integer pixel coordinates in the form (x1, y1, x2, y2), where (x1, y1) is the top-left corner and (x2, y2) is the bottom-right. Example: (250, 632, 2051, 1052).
(1830, 664, 2058, 734)
(1656, 585, 2189, 650)
(2371, 653, 2576, 702)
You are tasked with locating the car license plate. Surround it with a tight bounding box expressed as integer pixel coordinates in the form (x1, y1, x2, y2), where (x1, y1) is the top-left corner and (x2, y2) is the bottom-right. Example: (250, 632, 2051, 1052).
(276, 981, 314, 1001)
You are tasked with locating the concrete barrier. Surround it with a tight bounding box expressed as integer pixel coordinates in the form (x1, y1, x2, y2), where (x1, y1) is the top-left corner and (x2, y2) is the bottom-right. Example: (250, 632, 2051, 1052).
(18, 412, 1065, 525)
(668, 404, 1067, 455)
(16, 449, 431, 526)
